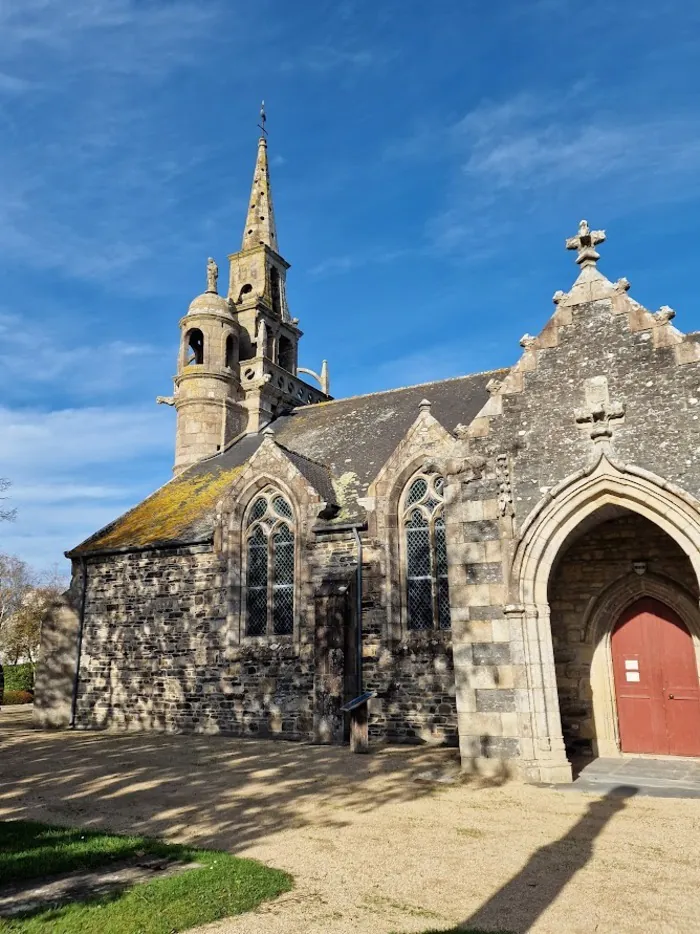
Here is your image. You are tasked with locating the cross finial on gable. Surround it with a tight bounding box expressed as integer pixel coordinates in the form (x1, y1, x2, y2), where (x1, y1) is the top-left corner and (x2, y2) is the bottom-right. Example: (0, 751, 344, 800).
(566, 219, 606, 269)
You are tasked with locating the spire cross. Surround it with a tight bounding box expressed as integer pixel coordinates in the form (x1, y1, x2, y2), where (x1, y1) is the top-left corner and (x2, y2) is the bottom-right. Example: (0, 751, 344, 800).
(566, 219, 606, 268)
(258, 100, 267, 138)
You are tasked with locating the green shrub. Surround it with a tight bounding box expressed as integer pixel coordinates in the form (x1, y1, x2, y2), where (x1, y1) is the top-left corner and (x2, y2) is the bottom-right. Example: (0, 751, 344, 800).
(2, 689, 33, 705)
(4, 662, 34, 693)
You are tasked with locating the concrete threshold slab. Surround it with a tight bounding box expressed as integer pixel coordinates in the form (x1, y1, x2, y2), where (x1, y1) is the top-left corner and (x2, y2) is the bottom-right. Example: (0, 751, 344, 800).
(551, 756, 700, 799)
(0, 856, 202, 918)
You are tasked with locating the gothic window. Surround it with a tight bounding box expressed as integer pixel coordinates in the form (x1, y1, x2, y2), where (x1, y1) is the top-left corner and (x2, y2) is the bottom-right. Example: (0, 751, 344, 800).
(185, 328, 204, 366)
(402, 470, 451, 631)
(244, 489, 295, 636)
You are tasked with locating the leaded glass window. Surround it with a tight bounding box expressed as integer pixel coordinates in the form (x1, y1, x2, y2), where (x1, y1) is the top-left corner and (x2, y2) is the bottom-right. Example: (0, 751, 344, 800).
(402, 470, 451, 630)
(244, 489, 295, 636)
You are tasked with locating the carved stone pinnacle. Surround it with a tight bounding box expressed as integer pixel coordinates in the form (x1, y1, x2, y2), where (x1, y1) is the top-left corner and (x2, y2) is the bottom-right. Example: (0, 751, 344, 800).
(654, 305, 676, 324)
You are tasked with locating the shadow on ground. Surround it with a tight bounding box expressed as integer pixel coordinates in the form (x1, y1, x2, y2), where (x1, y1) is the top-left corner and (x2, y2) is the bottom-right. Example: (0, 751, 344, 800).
(0, 708, 485, 853)
(426, 785, 638, 934)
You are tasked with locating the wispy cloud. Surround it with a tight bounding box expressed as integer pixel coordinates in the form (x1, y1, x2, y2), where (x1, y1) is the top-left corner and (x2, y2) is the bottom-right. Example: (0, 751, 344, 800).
(388, 88, 700, 261)
(308, 247, 416, 278)
(455, 92, 700, 192)
(294, 46, 382, 71)
(0, 405, 172, 471)
(0, 311, 166, 404)
(0, 1, 217, 77)
(1, 404, 173, 569)
(0, 0, 223, 287)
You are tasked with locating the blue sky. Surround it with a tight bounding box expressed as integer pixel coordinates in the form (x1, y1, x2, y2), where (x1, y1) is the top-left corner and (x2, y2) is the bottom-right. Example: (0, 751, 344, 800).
(2, 0, 700, 573)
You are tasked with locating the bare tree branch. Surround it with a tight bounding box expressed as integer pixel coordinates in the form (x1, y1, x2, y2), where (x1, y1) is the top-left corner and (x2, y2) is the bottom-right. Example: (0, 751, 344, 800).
(0, 478, 17, 523)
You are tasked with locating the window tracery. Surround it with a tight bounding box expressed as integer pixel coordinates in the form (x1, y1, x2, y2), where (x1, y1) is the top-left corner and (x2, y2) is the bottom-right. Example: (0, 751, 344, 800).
(402, 470, 451, 630)
(244, 489, 295, 636)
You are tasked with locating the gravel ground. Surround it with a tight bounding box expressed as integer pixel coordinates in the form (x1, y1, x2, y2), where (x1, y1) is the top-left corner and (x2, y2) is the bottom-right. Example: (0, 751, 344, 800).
(1, 706, 699, 934)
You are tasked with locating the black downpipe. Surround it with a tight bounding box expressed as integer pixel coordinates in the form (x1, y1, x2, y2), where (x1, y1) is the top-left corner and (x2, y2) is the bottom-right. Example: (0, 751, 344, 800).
(352, 526, 363, 695)
(69, 558, 88, 728)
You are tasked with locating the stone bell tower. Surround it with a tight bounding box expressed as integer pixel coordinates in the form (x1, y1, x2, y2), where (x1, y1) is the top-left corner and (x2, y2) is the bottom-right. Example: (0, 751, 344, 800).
(226, 105, 328, 431)
(159, 105, 330, 471)
(159, 258, 247, 475)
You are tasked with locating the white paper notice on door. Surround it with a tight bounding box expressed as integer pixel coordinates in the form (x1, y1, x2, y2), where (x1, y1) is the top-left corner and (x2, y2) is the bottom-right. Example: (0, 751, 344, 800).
(624, 659, 639, 671)
(626, 671, 641, 682)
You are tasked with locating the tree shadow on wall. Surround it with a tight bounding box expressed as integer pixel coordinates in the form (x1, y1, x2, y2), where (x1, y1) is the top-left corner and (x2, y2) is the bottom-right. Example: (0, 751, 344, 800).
(445, 785, 638, 934)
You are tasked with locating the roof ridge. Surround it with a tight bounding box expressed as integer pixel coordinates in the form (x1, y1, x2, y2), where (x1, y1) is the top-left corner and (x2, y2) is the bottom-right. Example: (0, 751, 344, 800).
(291, 366, 509, 411)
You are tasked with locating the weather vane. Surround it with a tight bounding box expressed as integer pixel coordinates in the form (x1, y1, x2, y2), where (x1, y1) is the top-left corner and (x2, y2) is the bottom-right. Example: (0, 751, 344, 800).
(258, 100, 267, 138)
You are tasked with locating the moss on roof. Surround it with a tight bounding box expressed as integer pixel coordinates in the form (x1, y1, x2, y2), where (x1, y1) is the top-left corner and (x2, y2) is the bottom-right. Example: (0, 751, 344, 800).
(69, 465, 245, 556)
(70, 369, 508, 557)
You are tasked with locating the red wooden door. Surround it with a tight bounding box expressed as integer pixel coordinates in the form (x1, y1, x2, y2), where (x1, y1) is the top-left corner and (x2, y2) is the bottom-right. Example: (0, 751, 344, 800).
(612, 598, 700, 756)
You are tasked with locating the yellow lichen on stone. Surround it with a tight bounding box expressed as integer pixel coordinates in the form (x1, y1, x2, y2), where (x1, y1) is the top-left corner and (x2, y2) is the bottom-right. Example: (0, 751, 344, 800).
(332, 470, 361, 520)
(80, 465, 245, 552)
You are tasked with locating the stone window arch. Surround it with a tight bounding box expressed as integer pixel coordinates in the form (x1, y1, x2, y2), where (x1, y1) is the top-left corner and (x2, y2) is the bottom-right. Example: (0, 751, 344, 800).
(184, 328, 204, 366)
(401, 469, 450, 630)
(243, 487, 295, 636)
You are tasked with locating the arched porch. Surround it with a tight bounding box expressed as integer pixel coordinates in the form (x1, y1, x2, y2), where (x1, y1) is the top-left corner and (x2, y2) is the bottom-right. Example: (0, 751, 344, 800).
(510, 455, 700, 783)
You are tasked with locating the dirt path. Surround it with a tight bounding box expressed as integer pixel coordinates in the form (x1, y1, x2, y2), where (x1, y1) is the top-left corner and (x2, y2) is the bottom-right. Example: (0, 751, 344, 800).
(1, 706, 698, 934)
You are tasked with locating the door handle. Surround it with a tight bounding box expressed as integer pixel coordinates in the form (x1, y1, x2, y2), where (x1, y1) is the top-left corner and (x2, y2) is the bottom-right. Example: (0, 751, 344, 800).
(668, 693, 675, 699)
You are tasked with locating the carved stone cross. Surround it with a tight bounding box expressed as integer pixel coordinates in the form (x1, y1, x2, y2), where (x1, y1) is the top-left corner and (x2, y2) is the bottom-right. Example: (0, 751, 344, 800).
(566, 219, 606, 268)
(575, 376, 625, 444)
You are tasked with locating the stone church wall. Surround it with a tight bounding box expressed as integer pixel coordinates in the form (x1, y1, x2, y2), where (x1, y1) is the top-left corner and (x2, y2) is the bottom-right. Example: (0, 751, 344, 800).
(448, 288, 700, 777)
(73, 534, 458, 745)
(549, 513, 697, 756)
(485, 300, 700, 526)
(303, 534, 458, 746)
(74, 545, 315, 738)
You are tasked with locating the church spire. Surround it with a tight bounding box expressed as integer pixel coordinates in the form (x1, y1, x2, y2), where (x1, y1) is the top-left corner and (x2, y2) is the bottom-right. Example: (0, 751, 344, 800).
(241, 102, 279, 253)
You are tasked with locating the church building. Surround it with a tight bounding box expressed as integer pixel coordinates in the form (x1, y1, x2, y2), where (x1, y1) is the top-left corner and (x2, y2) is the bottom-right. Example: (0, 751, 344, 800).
(35, 121, 700, 784)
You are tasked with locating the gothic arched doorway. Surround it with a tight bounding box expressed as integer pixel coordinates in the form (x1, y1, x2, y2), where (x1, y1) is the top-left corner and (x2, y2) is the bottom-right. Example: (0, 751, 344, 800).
(510, 455, 700, 781)
(548, 509, 700, 761)
(612, 597, 700, 756)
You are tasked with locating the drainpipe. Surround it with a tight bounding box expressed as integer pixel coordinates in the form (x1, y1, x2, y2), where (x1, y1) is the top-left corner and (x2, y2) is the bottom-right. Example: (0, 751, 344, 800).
(351, 526, 363, 696)
(69, 558, 88, 729)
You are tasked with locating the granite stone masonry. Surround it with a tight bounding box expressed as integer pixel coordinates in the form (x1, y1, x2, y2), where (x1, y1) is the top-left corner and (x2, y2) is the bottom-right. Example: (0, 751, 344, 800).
(34, 147, 700, 785)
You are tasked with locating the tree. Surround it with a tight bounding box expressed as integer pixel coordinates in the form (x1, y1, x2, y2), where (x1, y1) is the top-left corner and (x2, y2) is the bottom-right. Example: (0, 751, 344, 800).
(0, 555, 32, 634)
(0, 478, 16, 523)
(0, 557, 66, 664)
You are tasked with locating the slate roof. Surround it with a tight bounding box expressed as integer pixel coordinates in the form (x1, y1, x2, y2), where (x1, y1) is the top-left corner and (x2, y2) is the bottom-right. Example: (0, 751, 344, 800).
(69, 368, 507, 557)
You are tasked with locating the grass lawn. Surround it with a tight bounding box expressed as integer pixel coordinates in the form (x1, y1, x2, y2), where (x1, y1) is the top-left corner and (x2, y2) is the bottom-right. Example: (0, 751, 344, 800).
(0, 819, 292, 934)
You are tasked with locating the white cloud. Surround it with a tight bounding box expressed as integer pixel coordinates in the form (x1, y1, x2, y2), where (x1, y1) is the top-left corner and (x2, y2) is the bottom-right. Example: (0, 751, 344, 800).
(0, 0, 223, 287)
(0, 405, 172, 472)
(456, 94, 700, 192)
(0, 1, 216, 75)
(388, 88, 700, 261)
(0, 311, 165, 400)
(308, 247, 416, 278)
(1, 403, 173, 571)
